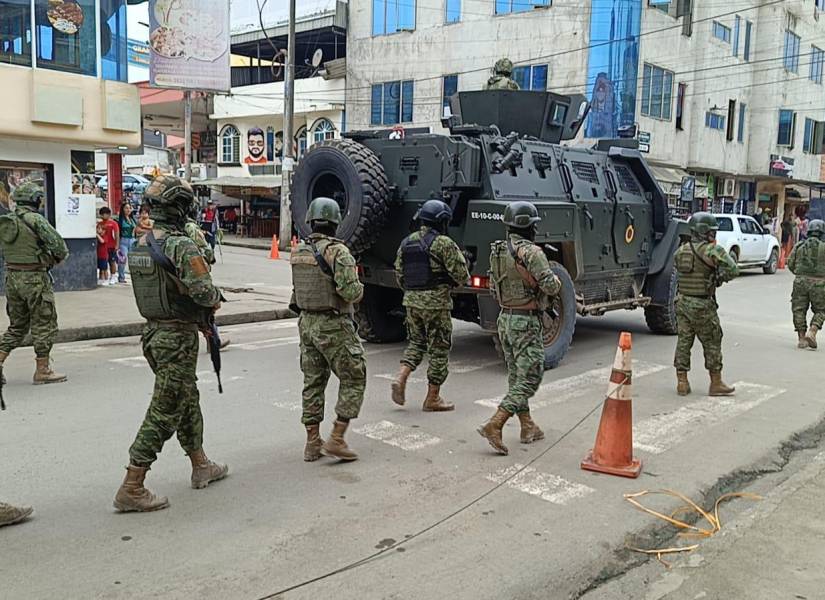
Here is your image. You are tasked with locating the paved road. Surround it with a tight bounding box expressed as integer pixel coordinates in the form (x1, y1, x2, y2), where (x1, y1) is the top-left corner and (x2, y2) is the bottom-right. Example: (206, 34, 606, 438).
(1, 268, 821, 599)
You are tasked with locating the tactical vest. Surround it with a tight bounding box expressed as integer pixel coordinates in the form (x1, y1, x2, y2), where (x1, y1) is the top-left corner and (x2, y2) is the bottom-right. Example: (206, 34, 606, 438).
(129, 232, 209, 323)
(490, 238, 538, 308)
(0, 211, 46, 266)
(400, 230, 453, 291)
(793, 238, 825, 277)
(290, 237, 351, 313)
(675, 241, 715, 297)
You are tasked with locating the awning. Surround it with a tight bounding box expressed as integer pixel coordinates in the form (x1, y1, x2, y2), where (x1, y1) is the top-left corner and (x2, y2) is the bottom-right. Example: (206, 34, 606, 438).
(648, 165, 708, 199)
(199, 176, 282, 189)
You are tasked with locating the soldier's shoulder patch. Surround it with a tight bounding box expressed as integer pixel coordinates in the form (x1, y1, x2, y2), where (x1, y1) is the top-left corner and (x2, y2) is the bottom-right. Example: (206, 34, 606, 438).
(189, 255, 209, 276)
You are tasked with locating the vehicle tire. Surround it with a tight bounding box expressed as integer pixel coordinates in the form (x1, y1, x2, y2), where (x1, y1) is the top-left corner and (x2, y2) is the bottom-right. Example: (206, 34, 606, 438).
(354, 284, 406, 343)
(542, 262, 576, 369)
(729, 247, 739, 264)
(763, 248, 779, 274)
(644, 268, 678, 335)
(291, 139, 391, 256)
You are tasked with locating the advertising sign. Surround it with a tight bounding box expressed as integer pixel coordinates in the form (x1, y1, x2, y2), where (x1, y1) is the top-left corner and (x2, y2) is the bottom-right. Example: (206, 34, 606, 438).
(769, 154, 795, 178)
(128, 39, 150, 68)
(148, 0, 231, 92)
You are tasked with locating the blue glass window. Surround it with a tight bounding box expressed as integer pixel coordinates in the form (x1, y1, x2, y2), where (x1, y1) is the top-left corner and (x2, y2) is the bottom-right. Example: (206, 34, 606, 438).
(266, 127, 275, 162)
(373, 0, 415, 35)
(371, 85, 383, 125)
(784, 30, 800, 73)
(442, 74, 458, 116)
(732, 16, 740, 57)
(737, 103, 746, 143)
(371, 80, 414, 125)
(511, 64, 548, 90)
(804, 118, 815, 153)
(101, 0, 128, 82)
(36, 0, 97, 76)
(641, 63, 673, 120)
(810, 46, 824, 84)
(712, 21, 730, 43)
(496, 0, 549, 14)
(777, 109, 795, 146)
(446, 0, 461, 23)
(705, 112, 726, 131)
(743, 21, 752, 61)
(0, 0, 32, 67)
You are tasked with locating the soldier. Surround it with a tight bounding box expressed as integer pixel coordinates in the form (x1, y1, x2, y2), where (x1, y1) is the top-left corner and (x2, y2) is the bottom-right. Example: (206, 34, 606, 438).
(0, 182, 69, 384)
(391, 200, 470, 412)
(113, 175, 228, 513)
(484, 58, 520, 91)
(673, 212, 739, 397)
(788, 219, 825, 349)
(185, 200, 215, 265)
(0, 502, 33, 527)
(478, 202, 561, 455)
(290, 197, 367, 462)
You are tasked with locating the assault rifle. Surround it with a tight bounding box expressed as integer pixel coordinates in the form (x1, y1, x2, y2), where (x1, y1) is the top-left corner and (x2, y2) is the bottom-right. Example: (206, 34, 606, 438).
(1, 367, 5, 410)
(506, 239, 560, 321)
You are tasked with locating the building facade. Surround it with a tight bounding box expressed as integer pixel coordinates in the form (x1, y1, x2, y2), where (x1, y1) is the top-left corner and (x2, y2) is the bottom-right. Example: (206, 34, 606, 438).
(0, 0, 140, 291)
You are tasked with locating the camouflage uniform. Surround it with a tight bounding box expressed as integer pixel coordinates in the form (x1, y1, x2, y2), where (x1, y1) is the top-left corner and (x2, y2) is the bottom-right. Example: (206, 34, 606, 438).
(184, 219, 215, 265)
(394, 226, 469, 386)
(484, 58, 520, 90)
(788, 235, 825, 346)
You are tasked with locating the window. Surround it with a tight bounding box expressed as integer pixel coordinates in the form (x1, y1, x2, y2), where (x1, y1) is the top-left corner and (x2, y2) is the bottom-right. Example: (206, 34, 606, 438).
(818, 0, 825, 10)
(372, 0, 415, 35)
(371, 80, 414, 125)
(804, 118, 815, 153)
(737, 103, 746, 143)
(738, 217, 758, 234)
(641, 63, 674, 120)
(0, 0, 33, 66)
(442, 74, 458, 117)
(732, 16, 740, 57)
(266, 127, 275, 162)
(220, 125, 241, 164)
(511, 64, 548, 90)
(743, 20, 752, 61)
(101, 0, 128, 82)
(36, 0, 97, 76)
(784, 30, 801, 73)
(649, 0, 670, 14)
(495, 0, 549, 15)
(712, 21, 731, 43)
(675, 82, 686, 130)
(446, 0, 461, 22)
(295, 126, 308, 159)
(726, 99, 736, 141)
(716, 217, 733, 232)
(777, 110, 795, 146)
(811, 46, 824, 84)
(705, 112, 726, 131)
(312, 119, 335, 144)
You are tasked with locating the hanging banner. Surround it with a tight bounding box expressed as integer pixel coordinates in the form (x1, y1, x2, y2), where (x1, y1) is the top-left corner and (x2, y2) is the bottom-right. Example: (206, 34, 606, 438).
(148, 0, 231, 92)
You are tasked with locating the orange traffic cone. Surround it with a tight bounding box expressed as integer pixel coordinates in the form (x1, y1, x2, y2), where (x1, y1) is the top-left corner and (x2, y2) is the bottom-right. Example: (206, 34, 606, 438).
(269, 235, 280, 260)
(778, 246, 787, 270)
(581, 331, 642, 479)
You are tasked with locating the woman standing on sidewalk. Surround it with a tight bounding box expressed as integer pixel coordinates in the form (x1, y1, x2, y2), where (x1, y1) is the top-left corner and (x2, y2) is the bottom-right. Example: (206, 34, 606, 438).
(117, 202, 137, 284)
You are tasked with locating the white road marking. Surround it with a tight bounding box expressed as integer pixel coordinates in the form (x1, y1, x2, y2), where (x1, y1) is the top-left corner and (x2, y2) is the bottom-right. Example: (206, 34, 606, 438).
(364, 345, 405, 357)
(353, 420, 441, 451)
(474, 361, 668, 409)
(273, 400, 301, 411)
(110, 356, 147, 367)
(373, 359, 501, 384)
(487, 464, 595, 505)
(633, 382, 786, 454)
(374, 373, 427, 385)
(58, 345, 106, 354)
(235, 336, 300, 350)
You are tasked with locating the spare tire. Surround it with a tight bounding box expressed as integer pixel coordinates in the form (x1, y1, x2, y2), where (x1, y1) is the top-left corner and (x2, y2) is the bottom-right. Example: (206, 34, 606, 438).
(291, 139, 390, 256)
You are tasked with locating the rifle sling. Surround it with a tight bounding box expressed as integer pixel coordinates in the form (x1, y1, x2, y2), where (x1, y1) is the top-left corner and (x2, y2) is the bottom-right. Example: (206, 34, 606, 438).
(306, 237, 335, 278)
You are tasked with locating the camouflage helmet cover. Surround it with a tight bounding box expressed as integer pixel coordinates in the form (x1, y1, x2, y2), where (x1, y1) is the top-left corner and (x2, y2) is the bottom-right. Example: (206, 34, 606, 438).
(808, 219, 825, 238)
(306, 197, 342, 225)
(503, 201, 541, 229)
(494, 57, 514, 76)
(688, 212, 719, 237)
(12, 181, 45, 207)
(144, 175, 194, 225)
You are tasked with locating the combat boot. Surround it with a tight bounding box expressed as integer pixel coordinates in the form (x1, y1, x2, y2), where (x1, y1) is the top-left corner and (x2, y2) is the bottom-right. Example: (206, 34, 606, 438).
(321, 420, 359, 461)
(676, 370, 691, 396)
(517, 411, 544, 444)
(33, 357, 67, 385)
(304, 423, 324, 462)
(709, 371, 735, 396)
(798, 331, 809, 349)
(806, 325, 819, 349)
(477, 408, 512, 455)
(0, 502, 33, 527)
(0, 350, 8, 385)
(113, 465, 169, 513)
(391, 364, 412, 406)
(188, 448, 229, 489)
(423, 384, 455, 412)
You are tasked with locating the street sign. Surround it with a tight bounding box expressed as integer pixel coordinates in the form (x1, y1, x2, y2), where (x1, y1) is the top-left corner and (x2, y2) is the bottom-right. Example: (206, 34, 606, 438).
(638, 131, 651, 144)
(638, 143, 650, 153)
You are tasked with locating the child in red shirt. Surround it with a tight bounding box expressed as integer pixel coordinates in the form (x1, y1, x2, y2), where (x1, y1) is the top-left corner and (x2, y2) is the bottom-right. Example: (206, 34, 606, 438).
(96, 207, 120, 286)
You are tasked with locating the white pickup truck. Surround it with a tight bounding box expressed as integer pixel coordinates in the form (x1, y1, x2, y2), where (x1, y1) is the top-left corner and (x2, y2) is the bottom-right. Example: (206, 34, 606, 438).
(713, 213, 780, 274)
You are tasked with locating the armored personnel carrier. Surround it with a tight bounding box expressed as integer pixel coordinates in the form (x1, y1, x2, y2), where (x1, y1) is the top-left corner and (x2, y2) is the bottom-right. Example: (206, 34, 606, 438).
(291, 90, 683, 368)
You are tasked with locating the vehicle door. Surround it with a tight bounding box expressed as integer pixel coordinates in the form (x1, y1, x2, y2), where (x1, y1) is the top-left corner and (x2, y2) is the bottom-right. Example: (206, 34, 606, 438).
(607, 162, 652, 266)
(744, 216, 770, 260)
(736, 217, 759, 261)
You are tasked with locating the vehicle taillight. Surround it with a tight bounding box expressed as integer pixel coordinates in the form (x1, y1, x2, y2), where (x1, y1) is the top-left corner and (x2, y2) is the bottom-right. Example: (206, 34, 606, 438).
(471, 276, 489, 289)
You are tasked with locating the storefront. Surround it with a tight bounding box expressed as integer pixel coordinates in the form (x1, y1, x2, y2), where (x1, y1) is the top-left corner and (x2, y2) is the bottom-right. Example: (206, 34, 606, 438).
(648, 165, 708, 219)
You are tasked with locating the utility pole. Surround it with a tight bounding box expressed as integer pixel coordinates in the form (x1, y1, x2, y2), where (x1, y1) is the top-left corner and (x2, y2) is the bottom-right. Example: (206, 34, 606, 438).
(184, 90, 193, 182)
(279, 0, 296, 251)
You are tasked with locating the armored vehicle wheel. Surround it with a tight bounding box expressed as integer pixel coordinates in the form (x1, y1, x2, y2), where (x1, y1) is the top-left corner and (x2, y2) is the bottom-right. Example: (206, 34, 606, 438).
(292, 139, 391, 256)
(644, 268, 678, 335)
(543, 263, 576, 369)
(355, 284, 406, 343)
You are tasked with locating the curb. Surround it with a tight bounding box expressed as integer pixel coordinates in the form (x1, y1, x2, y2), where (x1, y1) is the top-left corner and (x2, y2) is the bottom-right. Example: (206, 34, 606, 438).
(221, 240, 271, 251)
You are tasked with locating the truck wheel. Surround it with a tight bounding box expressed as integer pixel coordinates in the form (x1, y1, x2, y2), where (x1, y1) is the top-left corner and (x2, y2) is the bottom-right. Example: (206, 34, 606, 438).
(644, 268, 678, 335)
(763, 248, 779, 274)
(542, 262, 576, 369)
(291, 139, 390, 256)
(354, 284, 406, 343)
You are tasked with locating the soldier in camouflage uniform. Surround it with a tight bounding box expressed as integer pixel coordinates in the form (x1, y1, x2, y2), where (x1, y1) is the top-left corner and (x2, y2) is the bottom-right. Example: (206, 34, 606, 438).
(673, 212, 739, 397)
(479, 201, 561, 456)
(484, 58, 520, 91)
(290, 197, 366, 462)
(788, 219, 825, 349)
(185, 200, 215, 265)
(114, 175, 228, 513)
(0, 501, 33, 527)
(392, 200, 470, 412)
(0, 182, 69, 384)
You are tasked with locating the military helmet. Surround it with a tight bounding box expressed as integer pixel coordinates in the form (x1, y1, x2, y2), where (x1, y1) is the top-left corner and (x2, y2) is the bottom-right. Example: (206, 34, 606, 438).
(494, 57, 514, 76)
(688, 212, 719, 237)
(808, 219, 825, 238)
(144, 174, 194, 207)
(12, 182, 45, 208)
(306, 197, 342, 225)
(503, 201, 541, 229)
(415, 200, 452, 229)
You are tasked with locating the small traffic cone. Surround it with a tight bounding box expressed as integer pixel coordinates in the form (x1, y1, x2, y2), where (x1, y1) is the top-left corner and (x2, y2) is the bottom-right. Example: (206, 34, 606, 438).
(778, 246, 787, 270)
(269, 235, 280, 260)
(581, 331, 642, 479)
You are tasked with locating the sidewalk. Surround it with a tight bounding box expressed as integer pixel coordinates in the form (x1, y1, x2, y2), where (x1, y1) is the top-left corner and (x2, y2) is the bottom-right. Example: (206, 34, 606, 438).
(221, 234, 272, 251)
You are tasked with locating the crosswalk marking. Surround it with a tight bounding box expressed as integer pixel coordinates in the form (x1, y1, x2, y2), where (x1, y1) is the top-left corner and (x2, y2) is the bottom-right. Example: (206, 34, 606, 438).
(373, 359, 501, 384)
(475, 361, 668, 409)
(110, 356, 147, 367)
(353, 420, 441, 451)
(486, 464, 595, 505)
(235, 336, 300, 350)
(633, 382, 786, 455)
(272, 400, 301, 411)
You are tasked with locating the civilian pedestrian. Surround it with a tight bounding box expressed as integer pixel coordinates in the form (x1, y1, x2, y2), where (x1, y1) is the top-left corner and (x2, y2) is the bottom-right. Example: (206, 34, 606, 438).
(117, 202, 137, 284)
(201, 201, 219, 249)
(135, 204, 153, 236)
